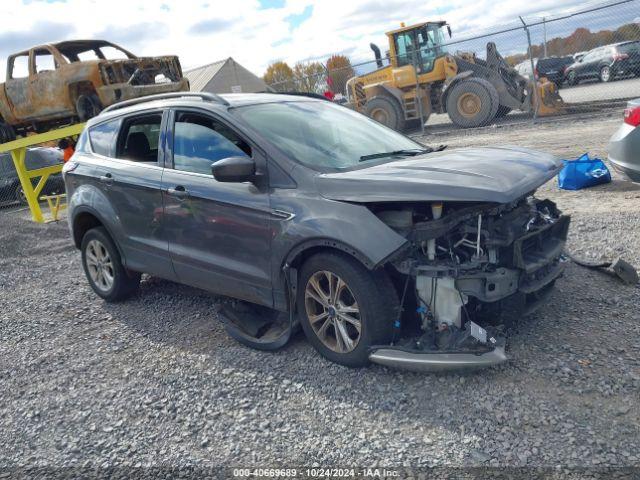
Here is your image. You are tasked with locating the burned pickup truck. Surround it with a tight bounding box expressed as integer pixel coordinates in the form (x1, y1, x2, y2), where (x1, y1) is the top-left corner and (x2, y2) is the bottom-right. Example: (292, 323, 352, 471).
(0, 40, 188, 142)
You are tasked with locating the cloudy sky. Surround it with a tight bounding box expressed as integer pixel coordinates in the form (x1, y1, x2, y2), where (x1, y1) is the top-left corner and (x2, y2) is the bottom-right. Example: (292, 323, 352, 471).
(0, 0, 636, 80)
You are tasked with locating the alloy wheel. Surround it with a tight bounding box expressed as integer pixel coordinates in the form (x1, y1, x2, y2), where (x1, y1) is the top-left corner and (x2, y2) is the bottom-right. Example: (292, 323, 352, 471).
(85, 239, 115, 292)
(601, 66, 611, 82)
(304, 270, 362, 353)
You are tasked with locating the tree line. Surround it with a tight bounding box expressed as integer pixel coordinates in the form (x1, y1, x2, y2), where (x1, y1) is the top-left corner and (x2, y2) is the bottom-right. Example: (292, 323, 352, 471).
(263, 54, 355, 95)
(506, 22, 640, 65)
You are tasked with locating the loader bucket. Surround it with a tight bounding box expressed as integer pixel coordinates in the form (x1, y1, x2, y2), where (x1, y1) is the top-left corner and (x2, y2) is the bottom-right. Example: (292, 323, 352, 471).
(534, 77, 566, 116)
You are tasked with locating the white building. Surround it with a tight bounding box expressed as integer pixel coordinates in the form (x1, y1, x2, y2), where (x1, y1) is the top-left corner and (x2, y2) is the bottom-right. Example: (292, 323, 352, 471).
(184, 57, 271, 94)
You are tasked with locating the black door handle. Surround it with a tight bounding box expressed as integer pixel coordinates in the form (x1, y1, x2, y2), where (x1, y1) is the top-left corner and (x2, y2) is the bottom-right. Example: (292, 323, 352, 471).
(166, 185, 188, 198)
(99, 173, 113, 185)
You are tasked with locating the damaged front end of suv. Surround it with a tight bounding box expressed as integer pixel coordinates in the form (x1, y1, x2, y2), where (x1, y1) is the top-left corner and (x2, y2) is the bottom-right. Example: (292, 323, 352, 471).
(311, 144, 570, 371)
(368, 196, 569, 371)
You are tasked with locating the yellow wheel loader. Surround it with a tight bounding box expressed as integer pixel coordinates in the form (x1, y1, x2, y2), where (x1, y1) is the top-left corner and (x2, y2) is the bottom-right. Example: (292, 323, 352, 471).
(346, 21, 565, 130)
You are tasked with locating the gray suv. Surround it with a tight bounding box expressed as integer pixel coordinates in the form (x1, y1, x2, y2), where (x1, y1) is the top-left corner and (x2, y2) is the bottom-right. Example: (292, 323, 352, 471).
(64, 92, 569, 371)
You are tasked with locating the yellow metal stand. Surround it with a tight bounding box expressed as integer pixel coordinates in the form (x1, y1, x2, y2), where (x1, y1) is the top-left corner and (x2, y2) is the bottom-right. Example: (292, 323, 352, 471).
(0, 123, 84, 223)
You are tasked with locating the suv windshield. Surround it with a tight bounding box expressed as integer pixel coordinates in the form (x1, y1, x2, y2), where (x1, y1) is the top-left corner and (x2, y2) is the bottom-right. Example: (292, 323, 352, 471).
(234, 101, 424, 170)
(618, 41, 640, 54)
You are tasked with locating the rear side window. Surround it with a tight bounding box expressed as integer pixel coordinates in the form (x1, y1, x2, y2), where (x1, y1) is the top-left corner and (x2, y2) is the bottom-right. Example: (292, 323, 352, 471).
(619, 42, 640, 54)
(88, 118, 121, 157)
(172, 112, 251, 175)
(116, 114, 163, 164)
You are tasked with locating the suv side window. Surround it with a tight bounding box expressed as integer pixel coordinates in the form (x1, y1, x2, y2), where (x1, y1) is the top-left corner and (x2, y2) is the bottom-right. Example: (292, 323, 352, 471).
(172, 111, 251, 175)
(88, 118, 121, 157)
(117, 114, 163, 164)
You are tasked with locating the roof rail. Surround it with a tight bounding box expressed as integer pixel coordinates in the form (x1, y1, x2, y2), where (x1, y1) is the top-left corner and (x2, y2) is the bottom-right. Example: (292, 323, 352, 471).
(102, 92, 229, 113)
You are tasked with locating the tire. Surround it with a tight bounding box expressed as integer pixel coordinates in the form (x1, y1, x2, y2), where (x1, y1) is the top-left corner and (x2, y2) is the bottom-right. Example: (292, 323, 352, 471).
(76, 94, 102, 122)
(365, 96, 404, 131)
(446, 77, 499, 128)
(0, 121, 16, 144)
(297, 252, 398, 367)
(81, 227, 140, 302)
(599, 66, 612, 83)
(495, 105, 512, 118)
(566, 70, 578, 86)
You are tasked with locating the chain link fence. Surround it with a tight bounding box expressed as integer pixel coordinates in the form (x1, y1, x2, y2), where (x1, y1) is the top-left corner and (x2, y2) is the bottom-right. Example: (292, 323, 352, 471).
(0, 145, 65, 209)
(266, 0, 640, 134)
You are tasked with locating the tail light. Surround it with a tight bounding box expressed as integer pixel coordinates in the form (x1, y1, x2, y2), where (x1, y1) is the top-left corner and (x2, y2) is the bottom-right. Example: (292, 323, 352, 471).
(613, 53, 629, 61)
(624, 106, 640, 127)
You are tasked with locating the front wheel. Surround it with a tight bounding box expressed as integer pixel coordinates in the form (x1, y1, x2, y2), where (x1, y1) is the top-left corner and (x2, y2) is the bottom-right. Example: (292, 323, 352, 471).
(76, 94, 102, 121)
(81, 227, 140, 301)
(297, 252, 398, 367)
(566, 70, 578, 86)
(446, 78, 499, 128)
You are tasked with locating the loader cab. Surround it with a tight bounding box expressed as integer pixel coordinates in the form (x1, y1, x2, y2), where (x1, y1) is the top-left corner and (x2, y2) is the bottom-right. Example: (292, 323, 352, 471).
(388, 22, 450, 74)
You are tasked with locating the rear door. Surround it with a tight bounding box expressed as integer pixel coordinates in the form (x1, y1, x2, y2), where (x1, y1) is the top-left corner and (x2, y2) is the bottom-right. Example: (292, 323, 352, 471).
(86, 110, 175, 279)
(30, 47, 71, 119)
(162, 108, 273, 306)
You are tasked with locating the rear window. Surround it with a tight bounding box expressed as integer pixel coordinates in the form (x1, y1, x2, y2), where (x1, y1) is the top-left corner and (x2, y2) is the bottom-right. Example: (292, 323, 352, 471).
(618, 42, 640, 54)
(89, 118, 121, 157)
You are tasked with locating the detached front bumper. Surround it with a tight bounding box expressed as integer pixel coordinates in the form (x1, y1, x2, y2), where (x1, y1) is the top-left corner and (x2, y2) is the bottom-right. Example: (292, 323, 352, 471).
(369, 345, 507, 372)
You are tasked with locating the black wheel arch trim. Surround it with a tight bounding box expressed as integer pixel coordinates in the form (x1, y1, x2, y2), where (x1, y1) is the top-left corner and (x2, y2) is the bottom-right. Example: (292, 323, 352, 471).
(71, 205, 127, 265)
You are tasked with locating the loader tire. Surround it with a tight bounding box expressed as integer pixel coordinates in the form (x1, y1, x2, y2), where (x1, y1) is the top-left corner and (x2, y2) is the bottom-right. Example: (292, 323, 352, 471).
(365, 96, 404, 131)
(446, 78, 499, 128)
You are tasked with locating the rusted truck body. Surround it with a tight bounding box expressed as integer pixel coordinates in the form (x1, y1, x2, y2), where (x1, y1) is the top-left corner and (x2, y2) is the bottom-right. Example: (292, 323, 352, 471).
(0, 40, 189, 141)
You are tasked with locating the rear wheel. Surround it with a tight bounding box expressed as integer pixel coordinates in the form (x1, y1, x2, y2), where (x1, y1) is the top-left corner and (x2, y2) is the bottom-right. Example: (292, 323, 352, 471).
(297, 252, 398, 367)
(600, 66, 612, 83)
(446, 78, 499, 128)
(76, 94, 102, 121)
(81, 227, 140, 301)
(365, 96, 403, 131)
(566, 70, 578, 86)
(0, 122, 16, 144)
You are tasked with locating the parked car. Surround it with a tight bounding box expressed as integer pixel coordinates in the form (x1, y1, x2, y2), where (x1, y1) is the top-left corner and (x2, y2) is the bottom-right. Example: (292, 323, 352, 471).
(573, 51, 588, 62)
(0, 40, 189, 143)
(608, 98, 640, 182)
(514, 56, 574, 87)
(64, 92, 569, 371)
(565, 41, 640, 85)
(0, 147, 65, 204)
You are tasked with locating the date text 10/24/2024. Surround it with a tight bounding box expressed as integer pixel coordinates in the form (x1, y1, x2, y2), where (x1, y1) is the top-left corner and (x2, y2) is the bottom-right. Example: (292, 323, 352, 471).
(232, 468, 400, 478)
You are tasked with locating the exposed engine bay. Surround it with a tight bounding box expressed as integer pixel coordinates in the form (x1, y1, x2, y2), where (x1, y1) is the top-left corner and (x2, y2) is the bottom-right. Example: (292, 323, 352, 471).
(368, 195, 570, 371)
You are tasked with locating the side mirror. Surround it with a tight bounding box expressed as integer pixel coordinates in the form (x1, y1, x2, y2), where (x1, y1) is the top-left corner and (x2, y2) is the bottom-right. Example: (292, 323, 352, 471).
(211, 156, 255, 183)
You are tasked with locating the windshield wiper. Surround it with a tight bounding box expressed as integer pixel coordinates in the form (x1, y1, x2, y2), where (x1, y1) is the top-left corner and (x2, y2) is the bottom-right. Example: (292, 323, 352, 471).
(359, 147, 441, 162)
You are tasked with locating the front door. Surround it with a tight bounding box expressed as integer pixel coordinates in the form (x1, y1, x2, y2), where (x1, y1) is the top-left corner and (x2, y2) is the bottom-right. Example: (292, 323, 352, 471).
(162, 109, 273, 306)
(4, 53, 32, 120)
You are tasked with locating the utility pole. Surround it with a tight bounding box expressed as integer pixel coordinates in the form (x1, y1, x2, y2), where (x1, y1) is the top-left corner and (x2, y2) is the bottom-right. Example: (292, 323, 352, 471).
(543, 17, 548, 58)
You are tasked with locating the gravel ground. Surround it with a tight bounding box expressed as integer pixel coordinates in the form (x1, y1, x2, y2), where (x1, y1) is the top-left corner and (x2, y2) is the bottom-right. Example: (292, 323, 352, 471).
(1, 113, 639, 477)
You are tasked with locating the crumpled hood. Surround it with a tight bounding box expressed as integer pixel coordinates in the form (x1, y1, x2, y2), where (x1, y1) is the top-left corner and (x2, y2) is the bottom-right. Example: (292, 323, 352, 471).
(316, 146, 562, 203)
